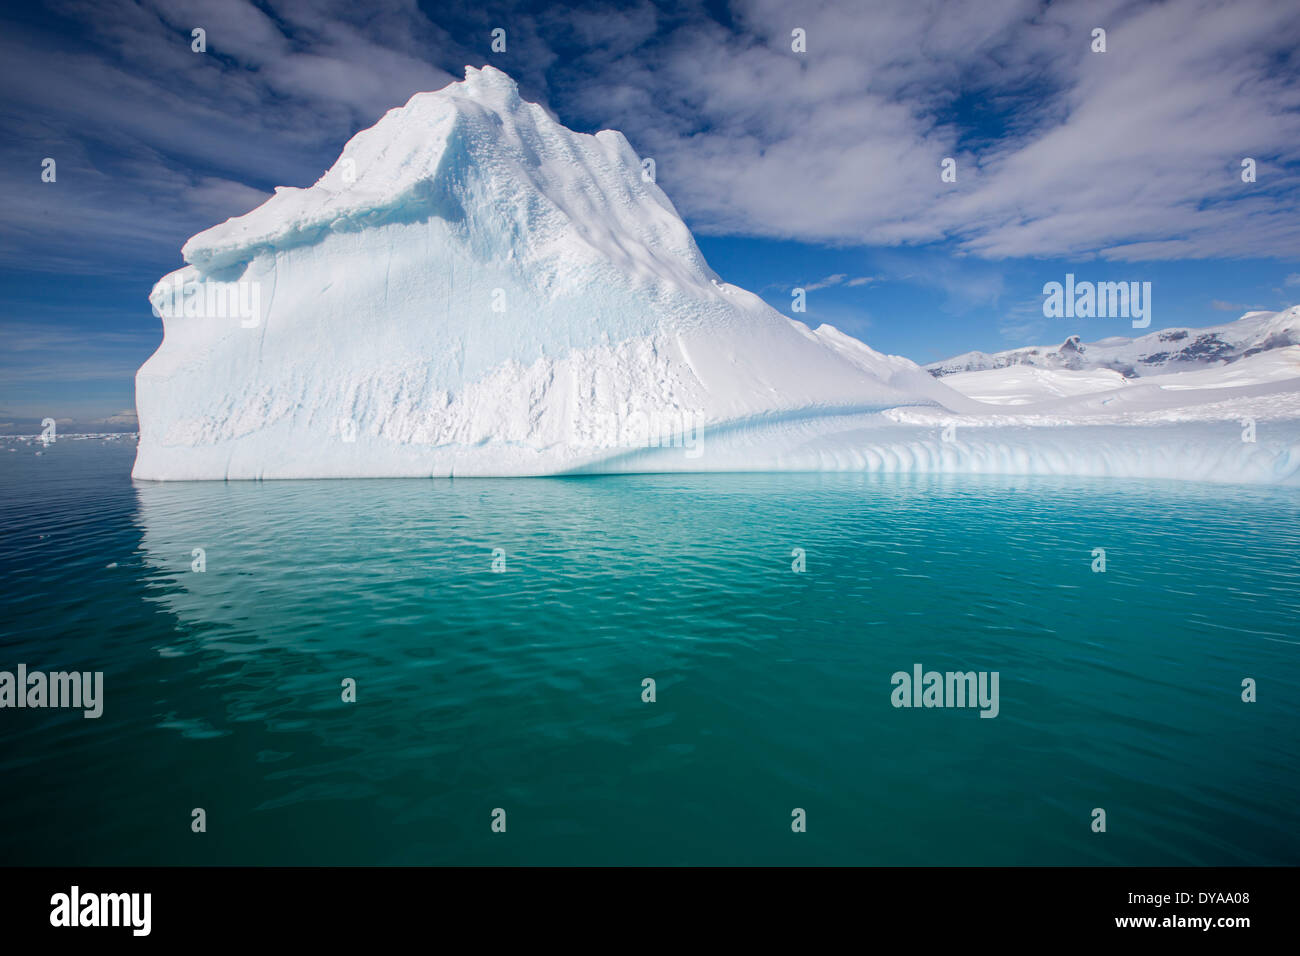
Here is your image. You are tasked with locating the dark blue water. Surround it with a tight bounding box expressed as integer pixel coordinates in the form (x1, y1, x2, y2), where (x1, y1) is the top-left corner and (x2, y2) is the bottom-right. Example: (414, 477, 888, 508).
(1, 437, 1297, 865)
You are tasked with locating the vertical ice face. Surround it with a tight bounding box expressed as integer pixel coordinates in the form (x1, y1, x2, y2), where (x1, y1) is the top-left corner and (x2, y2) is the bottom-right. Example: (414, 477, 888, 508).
(133, 66, 952, 480)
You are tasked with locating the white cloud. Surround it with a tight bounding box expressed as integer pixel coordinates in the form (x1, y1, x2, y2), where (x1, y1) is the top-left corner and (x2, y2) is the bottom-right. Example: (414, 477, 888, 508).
(2, 0, 1298, 269)
(97, 409, 139, 425)
(0, 0, 457, 267)
(800, 273, 876, 291)
(565, 0, 1300, 260)
(803, 273, 847, 291)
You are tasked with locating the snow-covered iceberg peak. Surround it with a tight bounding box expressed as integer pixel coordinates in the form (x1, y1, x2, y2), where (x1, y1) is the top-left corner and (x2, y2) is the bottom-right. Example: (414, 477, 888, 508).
(135, 66, 958, 480)
(182, 64, 710, 295)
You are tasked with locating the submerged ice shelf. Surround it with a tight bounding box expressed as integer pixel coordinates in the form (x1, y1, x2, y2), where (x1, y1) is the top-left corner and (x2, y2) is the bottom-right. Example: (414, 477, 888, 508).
(566, 415, 1300, 486)
(133, 67, 1300, 485)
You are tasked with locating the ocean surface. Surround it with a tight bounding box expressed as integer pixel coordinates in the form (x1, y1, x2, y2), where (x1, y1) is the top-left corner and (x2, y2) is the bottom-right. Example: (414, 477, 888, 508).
(1, 436, 1297, 865)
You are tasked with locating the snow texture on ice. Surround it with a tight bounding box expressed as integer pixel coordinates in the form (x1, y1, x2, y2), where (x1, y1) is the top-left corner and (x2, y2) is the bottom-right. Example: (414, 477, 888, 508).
(134, 67, 1300, 485)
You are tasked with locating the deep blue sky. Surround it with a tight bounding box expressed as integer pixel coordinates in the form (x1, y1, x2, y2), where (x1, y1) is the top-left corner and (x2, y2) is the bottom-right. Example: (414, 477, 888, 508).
(2, 0, 1299, 430)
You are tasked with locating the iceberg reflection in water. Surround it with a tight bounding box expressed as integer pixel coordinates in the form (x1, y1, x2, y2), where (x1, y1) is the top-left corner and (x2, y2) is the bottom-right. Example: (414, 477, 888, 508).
(1, 441, 1295, 865)
(121, 470, 1300, 865)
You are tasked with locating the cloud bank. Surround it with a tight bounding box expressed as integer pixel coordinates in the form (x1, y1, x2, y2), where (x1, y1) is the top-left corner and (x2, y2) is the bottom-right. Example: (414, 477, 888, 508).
(1, 0, 1298, 269)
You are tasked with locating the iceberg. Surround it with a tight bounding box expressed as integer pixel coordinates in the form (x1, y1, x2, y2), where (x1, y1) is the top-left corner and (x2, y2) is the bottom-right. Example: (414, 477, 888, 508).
(134, 67, 1300, 485)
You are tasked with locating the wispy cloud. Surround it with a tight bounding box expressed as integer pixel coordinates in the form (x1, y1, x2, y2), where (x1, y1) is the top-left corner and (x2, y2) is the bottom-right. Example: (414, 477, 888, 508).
(0, 321, 156, 385)
(995, 297, 1052, 347)
(804, 273, 847, 291)
(564, 0, 1300, 260)
(799, 273, 877, 292)
(2, 0, 1298, 272)
(0, 0, 457, 269)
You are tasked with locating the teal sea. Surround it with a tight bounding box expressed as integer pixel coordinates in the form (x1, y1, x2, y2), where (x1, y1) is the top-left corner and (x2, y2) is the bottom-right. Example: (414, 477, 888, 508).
(1, 437, 1297, 865)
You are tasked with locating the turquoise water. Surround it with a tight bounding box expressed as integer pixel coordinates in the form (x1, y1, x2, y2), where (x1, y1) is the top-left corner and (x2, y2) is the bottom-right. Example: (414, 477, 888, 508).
(1, 437, 1298, 865)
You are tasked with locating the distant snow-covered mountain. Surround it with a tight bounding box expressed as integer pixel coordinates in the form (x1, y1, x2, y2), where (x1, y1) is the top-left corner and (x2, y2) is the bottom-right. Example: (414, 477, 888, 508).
(927, 306, 1300, 378)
